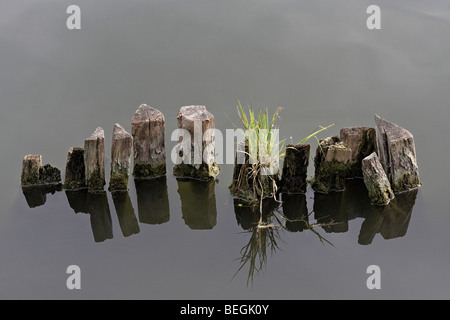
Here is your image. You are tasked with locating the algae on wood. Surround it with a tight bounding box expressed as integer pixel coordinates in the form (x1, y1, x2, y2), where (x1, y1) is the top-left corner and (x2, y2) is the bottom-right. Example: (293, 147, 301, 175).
(312, 136, 351, 193)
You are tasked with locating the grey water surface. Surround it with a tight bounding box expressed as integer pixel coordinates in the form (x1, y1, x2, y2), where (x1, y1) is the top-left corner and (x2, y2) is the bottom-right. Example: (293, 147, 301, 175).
(1, 0, 450, 299)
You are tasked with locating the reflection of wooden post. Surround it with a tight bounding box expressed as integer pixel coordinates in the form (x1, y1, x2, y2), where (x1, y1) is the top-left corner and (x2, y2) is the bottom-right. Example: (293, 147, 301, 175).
(109, 124, 133, 192)
(379, 189, 417, 240)
(22, 185, 61, 209)
(177, 179, 217, 230)
(112, 192, 140, 237)
(132, 104, 166, 178)
(135, 177, 170, 225)
(233, 198, 279, 230)
(313, 191, 348, 233)
(358, 189, 417, 245)
(358, 208, 384, 245)
(84, 127, 105, 192)
(64, 148, 86, 190)
(282, 193, 309, 232)
(173, 106, 220, 180)
(65, 189, 88, 214)
(281, 144, 310, 194)
(87, 192, 113, 243)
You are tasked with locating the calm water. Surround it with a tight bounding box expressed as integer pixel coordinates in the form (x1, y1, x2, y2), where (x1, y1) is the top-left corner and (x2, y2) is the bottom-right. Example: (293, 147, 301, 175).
(1, 0, 450, 299)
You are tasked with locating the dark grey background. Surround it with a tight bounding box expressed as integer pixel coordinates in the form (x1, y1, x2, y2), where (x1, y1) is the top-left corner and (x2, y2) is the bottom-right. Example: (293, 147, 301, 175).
(0, 0, 449, 299)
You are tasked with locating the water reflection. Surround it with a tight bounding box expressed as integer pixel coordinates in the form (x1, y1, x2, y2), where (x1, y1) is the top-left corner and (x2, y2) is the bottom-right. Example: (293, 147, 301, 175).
(87, 192, 113, 243)
(177, 179, 217, 230)
(65, 189, 113, 243)
(282, 193, 309, 232)
(314, 192, 349, 233)
(232, 198, 282, 286)
(135, 177, 170, 225)
(65, 189, 88, 214)
(312, 179, 417, 245)
(112, 192, 140, 238)
(22, 184, 62, 208)
(359, 189, 417, 245)
(232, 179, 418, 285)
(234, 198, 279, 231)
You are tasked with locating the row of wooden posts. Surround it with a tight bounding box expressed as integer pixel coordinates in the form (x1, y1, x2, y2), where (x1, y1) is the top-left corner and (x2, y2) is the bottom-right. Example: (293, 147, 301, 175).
(21, 104, 421, 206)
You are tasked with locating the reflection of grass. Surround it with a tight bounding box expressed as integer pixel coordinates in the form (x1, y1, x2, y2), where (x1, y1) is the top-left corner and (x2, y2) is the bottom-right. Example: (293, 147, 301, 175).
(233, 208, 335, 287)
(233, 222, 282, 287)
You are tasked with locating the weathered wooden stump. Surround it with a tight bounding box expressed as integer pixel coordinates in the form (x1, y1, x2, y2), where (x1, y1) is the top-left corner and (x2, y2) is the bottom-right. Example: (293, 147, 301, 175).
(374, 114, 421, 193)
(112, 191, 140, 237)
(362, 152, 395, 205)
(230, 141, 280, 201)
(173, 105, 220, 180)
(132, 104, 166, 178)
(39, 164, 62, 184)
(21, 155, 61, 186)
(21, 155, 42, 186)
(84, 127, 105, 192)
(312, 136, 352, 193)
(340, 127, 376, 178)
(178, 179, 217, 230)
(63, 147, 86, 190)
(109, 123, 133, 192)
(281, 144, 310, 194)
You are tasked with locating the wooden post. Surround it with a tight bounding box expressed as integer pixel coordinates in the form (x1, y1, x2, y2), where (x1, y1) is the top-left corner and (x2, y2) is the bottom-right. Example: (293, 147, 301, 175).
(21, 154, 61, 186)
(312, 136, 352, 193)
(84, 127, 105, 192)
(362, 152, 395, 205)
(374, 114, 421, 193)
(109, 123, 133, 191)
(132, 104, 166, 178)
(21, 155, 42, 186)
(64, 147, 86, 190)
(173, 105, 220, 180)
(281, 144, 310, 194)
(340, 127, 376, 178)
